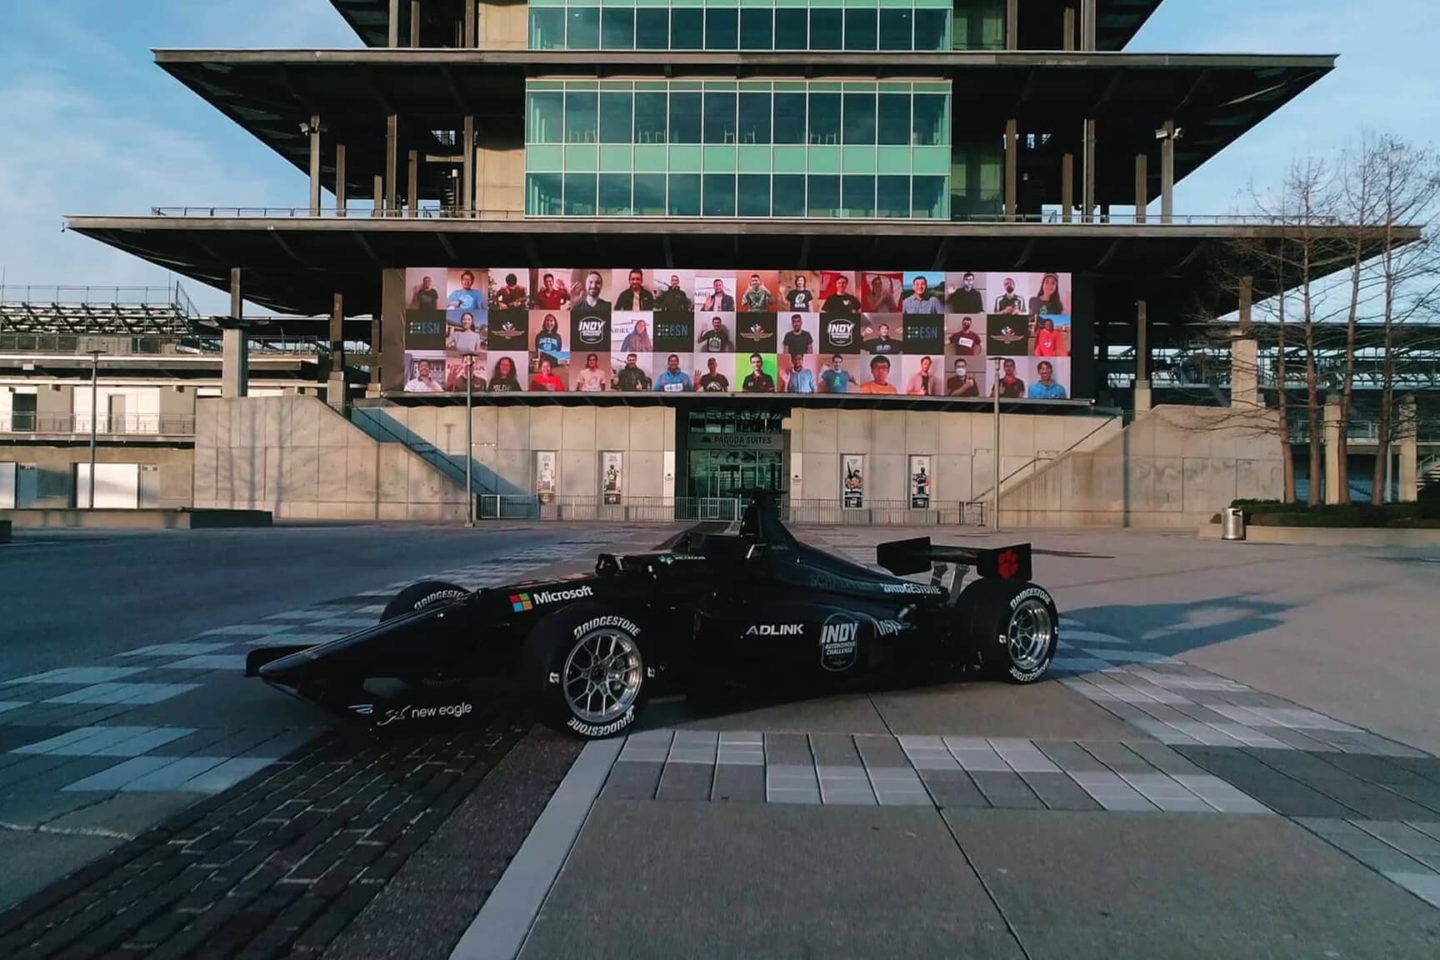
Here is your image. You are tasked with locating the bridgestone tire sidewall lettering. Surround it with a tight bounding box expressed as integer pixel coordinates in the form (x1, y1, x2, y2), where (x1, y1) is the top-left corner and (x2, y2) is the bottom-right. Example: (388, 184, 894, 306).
(566, 706, 636, 738)
(415, 589, 468, 610)
(522, 603, 649, 740)
(573, 615, 640, 640)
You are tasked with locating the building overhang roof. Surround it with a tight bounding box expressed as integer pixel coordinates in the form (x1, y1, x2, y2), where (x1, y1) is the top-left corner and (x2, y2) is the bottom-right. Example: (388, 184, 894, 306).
(151, 49, 1334, 208)
(63, 215, 1406, 322)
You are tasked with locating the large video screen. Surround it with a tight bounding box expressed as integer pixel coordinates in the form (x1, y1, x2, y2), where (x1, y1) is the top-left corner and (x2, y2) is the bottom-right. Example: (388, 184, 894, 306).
(398, 268, 1074, 400)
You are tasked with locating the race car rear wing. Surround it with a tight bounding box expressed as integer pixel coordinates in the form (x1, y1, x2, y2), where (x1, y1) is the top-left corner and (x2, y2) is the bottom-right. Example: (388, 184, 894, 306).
(876, 537, 1032, 583)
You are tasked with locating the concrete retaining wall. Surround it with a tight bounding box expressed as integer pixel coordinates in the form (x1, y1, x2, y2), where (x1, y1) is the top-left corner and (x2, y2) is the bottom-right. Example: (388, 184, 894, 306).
(1198, 523, 1440, 547)
(0, 509, 271, 530)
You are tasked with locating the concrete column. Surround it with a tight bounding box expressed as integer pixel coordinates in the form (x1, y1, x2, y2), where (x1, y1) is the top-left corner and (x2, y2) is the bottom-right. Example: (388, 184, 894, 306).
(388, 0, 400, 47)
(1061, 153, 1074, 222)
(464, 0, 477, 46)
(407, 149, 419, 216)
(368, 314, 383, 397)
(373, 175, 384, 215)
(1063, 7, 1075, 50)
(335, 143, 347, 217)
(1081, 119, 1096, 222)
(307, 114, 322, 216)
(462, 115, 476, 215)
(1005, 0, 1018, 50)
(222, 268, 248, 400)
(1323, 398, 1343, 504)
(1160, 119, 1175, 223)
(1398, 395, 1419, 501)
(1238, 275, 1253, 331)
(1230, 330, 1260, 409)
(1133, 153, 1147, 223)
(1079, 0, 1096, 50)
(385, 115, 399, 214)
(1004, 119, 1018, 220)
(328, 293, 346, 410)
(410, 0, 421, 47)
(1134, 300, 1150, 413)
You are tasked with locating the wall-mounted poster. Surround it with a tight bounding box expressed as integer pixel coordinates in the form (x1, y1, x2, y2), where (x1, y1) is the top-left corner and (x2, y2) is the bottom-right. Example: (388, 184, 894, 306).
(536, 451, 557, 504)
(910, 455, 933, 510)
(841, 454, 864, 509)
(602, 451, 623, 505)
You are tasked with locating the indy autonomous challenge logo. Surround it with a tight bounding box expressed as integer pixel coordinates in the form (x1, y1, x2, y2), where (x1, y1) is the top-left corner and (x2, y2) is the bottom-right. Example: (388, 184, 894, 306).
(575, 318, 606, 345)
(825, 318, 857, 347)
(819, 614, 860, 671)
(511, 584, 594, 611)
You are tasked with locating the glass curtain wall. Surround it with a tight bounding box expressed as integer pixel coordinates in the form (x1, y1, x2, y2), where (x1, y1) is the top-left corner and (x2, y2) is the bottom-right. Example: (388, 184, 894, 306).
(526, 79, 951, 219)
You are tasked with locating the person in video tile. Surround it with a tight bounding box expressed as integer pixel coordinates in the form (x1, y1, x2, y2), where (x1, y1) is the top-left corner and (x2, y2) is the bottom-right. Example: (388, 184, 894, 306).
(1029, 272, 1065, 317)
(1031, 316, 1066, 357)
(1027, 360, 1068, 399)
(573, 271, 610, 314)
(445, 356, 486, 393)
(654, 354, 693, 392)
(534, 313, 564, 360)
(489, 356, 524, 392)
(702, 279, 735, 312)
(742, 353, 775, 393)
(574, 353, 607, 392)
(902, 276, 944, 315)
(786, 275, 816, 312)
(863, 275, 899, 313)
(947, 358, 980, 397)
(532, 272, 571, 310)
(530, 357, 565, 392)
(656, 273, 693, 311)
(448, 271, 486, 311)
(697, 357, 730, 392)
(993, 277, 1025, 315)
(615, 268, 655, 311)
(741, 274, 776, 312)
(616, 353, 652, 392)
(863, 322, 900, 355)
(622, 318, 653, 353)
(949, 316, 983, 355)
(448, 313, 484, 355)
(949, 272, 982, 314)
(404, 358, 444, 392)
(820, 354, 852, 393)
(696, 316, 733, 352)
(994, 357, 1026, 398)
(860, 355, 897, 394)
(783, 353, 816, 393)
(493, 273, 528, 311)
(781, 314, 813, 355)
(905, 356, 940, 396)
(822, 276, 862, 316)
(411, 275, 440, 311)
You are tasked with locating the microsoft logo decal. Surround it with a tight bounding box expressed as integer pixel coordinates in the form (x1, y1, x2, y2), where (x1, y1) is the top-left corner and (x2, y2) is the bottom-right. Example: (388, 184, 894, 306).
(510, 593, 534, 612)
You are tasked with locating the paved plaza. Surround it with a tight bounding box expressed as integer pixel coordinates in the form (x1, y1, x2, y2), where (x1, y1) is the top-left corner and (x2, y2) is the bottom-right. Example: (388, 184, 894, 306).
(1, 522, 1438, 958)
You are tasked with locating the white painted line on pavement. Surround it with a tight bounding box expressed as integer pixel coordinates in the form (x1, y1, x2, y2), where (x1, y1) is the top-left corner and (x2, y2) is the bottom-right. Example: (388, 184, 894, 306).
(449, 737, 624, 960)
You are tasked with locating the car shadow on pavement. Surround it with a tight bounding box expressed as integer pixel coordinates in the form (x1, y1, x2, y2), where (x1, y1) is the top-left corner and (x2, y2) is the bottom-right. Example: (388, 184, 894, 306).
(1065, 594, 1292, 659)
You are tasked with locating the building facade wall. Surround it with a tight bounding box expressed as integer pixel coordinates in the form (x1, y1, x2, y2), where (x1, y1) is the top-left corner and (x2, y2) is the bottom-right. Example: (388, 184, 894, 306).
(0, 444, 193, 509)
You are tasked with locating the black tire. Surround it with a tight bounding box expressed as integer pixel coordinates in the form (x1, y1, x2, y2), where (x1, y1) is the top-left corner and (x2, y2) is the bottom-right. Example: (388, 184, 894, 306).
(381, 580, 471, 689)
(961, 579, 1059, 684)
(520, 603, 649, 739)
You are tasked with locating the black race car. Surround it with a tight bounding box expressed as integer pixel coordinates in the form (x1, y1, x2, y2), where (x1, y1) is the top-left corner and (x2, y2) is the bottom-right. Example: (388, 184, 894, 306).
(246, 494, 1059, 739)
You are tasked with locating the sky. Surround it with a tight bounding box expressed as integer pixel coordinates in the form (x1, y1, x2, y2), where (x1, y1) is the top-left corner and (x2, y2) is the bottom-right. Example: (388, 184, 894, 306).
(0, 0, 1436, 316)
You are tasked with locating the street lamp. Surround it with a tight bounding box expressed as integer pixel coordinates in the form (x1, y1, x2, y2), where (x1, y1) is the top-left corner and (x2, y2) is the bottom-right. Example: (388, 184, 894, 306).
(87, 349, 102, 508)
(992, 355, 1002, 533)
(465, 353, 475, 527)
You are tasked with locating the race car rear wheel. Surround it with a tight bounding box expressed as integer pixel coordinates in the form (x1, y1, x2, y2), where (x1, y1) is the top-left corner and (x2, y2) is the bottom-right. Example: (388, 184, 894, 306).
(381, 580, 470, 689)
(963, 580, 1059, 684)
(521, 604, 648, 739)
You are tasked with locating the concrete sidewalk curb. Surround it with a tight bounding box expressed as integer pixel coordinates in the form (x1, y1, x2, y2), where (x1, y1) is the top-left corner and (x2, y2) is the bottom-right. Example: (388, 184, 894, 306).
(448, 737, 624, 960)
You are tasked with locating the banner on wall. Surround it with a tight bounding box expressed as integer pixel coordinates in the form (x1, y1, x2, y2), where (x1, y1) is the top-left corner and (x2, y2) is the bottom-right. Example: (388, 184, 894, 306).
(841, 454, 865, 509)
(395, 268, 1077, 400)
(601, 451, 623, 505)
(535, 451, 557, 504)
(909, 455, 932, 510)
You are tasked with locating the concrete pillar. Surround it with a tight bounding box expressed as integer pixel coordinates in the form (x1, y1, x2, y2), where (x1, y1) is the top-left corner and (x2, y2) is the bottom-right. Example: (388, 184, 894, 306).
(385, 114, 399, 214)
(1160, 120, 1175, 223)
(222, 269, 248, 399)
(1134, 299, 1150, 413)
(1079, 0, 1096, 50)
(368, 314, 383, 397)
(1238, 275, 1253, 331)
(1004, 119, 1018, 220)
(1398, 395, 1418, 501)
(411, 0, 421, 47)
(462, 115, 476, 215)
(335, 143, 347, 217)
(407, 149, 419, 216)
(1230, 330, 1260, 409)
(1061, 153, 1074, 222)
(373, 175, 384, 216)
(1005, 0, 1018, 50)
(1063, 7, 1075, 50)
(328, 293, 346, 410)
(388, 0, 400, 47)
(1081, 119, 1096, 222)
(464, 0, 477, 47)
(1134, 153, 1147, 222)
(1323, 398, 1343, 504)
(307, 114, 322, 216)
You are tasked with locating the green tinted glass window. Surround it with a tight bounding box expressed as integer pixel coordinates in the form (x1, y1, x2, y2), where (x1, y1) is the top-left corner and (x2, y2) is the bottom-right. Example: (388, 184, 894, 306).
(774, 8, 807, 48)
(740, 8, 773, 49)
(567, 7, 599, 47)
(844, 9, 877, 50)
(773, 174, 806, 216)
(808, 92, 840, 145)
(703, 92, 737, 144)
(703, 173, 737, 216)
(598, 174, 632, 215)
(634, 173, 667, 215)
(530, 9, 567, 49)
(668, 173, 701, 215)
(913, 8, 946, 50)
(599, 91, 633, 143)
(737, 174, 771, 216)
(564, 172, 598, 215)
(807, 174, 840, 217)
(528, 91, 565, 143)
(878, 10, 911, 50)
(671, 8, 703, 48)
(636, 7, 669, 48)
(705, 9, 738, 48)
(913, 93, 947, 146)
(877, 93, 909, 145)
(635, 91, 667, 143)
(773, 91, 806, 144)
(527, 173, 563, 215)
(912, 174, 947, 218)
(738, 92, 771, 145)
(876, 175, 909, 217)
(601, 8, 634, 48)
(810, 9, 842, 49)
(842, 174, 875, 217)
(842, 91, 876, 145)
(565, 90, 598, 142)
(670, 92, 702, 143)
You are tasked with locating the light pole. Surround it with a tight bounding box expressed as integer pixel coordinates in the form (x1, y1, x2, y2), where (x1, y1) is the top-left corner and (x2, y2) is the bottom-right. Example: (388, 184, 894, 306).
(87, 349, 102, 508)
(465, 354, 475, 526)
(992, 356, 1002, 532)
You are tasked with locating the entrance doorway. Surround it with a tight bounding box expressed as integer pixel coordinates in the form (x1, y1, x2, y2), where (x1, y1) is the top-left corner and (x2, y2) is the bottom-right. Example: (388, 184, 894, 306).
(682, 408, 787, 499)
(687, 449, 784, 499)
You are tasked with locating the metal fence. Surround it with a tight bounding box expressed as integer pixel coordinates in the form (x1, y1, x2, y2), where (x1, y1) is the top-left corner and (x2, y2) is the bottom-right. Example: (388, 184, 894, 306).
(473, 494, 984, 526)
(0, 414, 196, 436)
(783, 499, 986, 526)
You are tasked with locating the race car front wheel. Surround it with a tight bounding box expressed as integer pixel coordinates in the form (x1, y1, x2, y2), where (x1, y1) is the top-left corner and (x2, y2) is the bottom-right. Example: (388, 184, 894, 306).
(964, 580, 1059, 684)
(381, 580, 471, 689)
(522, 604, 648, 739)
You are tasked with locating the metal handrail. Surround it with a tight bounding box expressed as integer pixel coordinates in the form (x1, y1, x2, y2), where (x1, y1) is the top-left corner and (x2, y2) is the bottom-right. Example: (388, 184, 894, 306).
(0, 283, 197, 317)
(0, 413, 197, 436)
(0, 332, 324, 355)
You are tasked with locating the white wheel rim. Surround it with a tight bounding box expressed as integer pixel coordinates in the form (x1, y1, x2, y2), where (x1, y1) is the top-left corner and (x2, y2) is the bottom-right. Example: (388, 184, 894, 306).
(562, 629, 643, 724)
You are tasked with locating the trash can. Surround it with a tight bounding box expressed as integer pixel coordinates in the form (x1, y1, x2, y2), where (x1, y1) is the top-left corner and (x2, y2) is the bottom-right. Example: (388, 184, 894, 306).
(1221, 506, 1246, 541)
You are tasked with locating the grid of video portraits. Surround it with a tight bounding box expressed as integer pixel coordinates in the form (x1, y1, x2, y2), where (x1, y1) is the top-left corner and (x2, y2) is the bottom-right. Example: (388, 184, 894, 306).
(400, 268, 1073, 398)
